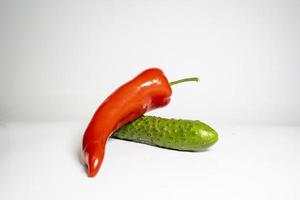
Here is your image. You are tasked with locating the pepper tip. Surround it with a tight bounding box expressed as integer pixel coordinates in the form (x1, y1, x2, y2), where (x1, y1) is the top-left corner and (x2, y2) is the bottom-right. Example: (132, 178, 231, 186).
(83, 143, 104, 177)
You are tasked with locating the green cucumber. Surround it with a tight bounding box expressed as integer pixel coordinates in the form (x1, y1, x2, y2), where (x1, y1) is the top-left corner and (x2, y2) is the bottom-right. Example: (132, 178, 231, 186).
(112, 115, 218, 151)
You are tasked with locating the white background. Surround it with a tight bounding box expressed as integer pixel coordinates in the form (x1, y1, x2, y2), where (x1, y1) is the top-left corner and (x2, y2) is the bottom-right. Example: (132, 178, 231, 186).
(1, 0, 300, 199)
(1, 0, 299, 125)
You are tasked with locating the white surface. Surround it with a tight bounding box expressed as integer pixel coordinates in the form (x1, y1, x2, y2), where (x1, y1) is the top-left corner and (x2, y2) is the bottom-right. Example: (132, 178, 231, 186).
(1, 122, 300, 200)
(1, 0, 300, 125)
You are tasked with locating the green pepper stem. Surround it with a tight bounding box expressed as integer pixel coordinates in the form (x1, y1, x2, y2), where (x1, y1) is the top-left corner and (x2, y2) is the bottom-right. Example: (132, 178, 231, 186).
(169, 77, 199, 86)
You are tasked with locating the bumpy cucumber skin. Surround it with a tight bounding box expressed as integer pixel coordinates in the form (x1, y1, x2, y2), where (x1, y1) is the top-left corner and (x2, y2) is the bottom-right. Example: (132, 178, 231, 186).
(112, 116, 218, 151)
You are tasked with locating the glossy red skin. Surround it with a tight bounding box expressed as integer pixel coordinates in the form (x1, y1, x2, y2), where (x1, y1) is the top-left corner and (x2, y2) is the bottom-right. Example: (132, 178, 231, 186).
(82, 68, 172, 177)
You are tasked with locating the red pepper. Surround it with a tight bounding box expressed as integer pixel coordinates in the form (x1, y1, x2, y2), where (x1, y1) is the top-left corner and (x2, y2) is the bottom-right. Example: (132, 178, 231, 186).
(82, 68, 198, 177)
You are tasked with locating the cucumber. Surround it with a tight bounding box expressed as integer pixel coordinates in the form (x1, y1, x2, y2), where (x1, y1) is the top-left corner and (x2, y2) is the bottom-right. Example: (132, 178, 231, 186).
(111, 116, 218, 151)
